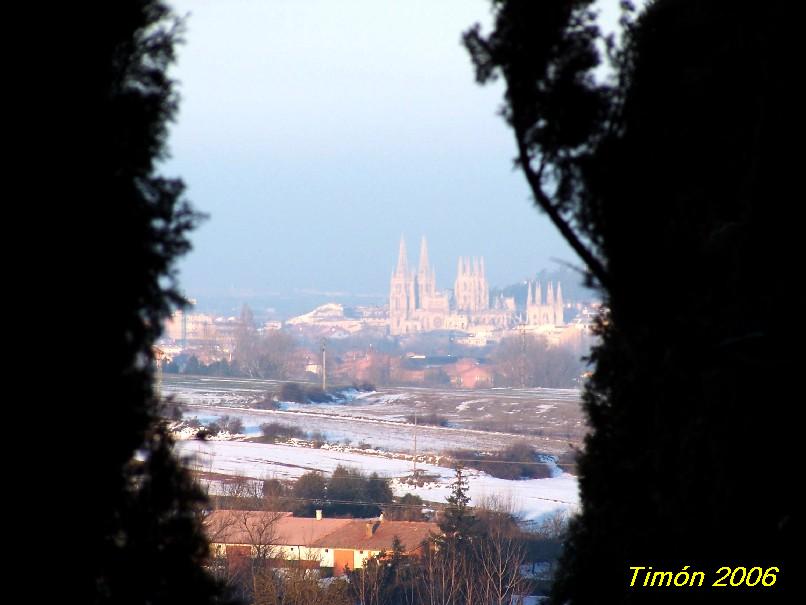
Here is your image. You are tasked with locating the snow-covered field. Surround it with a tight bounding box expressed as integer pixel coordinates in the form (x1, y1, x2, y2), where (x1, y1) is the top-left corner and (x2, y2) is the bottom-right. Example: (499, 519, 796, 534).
(162, 375, 586, 455)
(175, 439, 579, 523)
(164, 375, 583, 522)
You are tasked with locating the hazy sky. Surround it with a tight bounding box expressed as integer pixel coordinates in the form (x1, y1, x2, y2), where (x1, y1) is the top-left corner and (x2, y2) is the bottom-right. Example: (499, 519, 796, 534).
(164, 0, 621, 302)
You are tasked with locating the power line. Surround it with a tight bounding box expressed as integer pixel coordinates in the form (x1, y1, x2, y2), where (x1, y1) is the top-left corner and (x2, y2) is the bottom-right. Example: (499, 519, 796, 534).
(207, 492, 576, 508)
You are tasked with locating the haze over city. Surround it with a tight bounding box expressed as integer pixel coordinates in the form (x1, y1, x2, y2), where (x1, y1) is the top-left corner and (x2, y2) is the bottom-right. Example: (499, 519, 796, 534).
(162, 0, 622, 306)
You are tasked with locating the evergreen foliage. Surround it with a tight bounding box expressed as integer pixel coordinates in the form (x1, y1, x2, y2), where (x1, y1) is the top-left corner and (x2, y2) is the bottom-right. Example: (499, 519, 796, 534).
(466, 1, 795, 602)
(292, 472, 327, 517)
(438, 465, 477, 550)
(55, 2, 232, 602)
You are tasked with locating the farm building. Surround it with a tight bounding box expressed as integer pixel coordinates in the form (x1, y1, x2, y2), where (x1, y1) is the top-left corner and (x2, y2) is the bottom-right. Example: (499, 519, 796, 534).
(205, 510, 438, 576)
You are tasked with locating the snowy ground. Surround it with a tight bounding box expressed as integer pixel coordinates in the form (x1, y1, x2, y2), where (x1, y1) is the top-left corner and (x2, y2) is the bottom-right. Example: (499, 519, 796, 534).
(164, 376, 583, 522)
(162, 375, 586, 456)
(175, 439, 579, 523)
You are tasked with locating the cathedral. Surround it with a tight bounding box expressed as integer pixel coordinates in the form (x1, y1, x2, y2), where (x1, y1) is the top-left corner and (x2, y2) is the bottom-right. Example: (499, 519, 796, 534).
(389, 237, 452, 335)
(388, 236, 564, 336)
(525, 280, 564, 327)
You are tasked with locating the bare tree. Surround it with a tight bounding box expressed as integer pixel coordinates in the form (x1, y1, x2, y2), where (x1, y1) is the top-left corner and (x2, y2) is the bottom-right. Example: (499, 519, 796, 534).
(492, 334, 580, 388)
(234, 304, 261, 377)
(231, 510, 284, 563)
(349, 554, 387, 605)
(280, 563, 329, 605)
(203, 511, 245, 598)
(535, 509, 570, 541)
(474, 529, 528, 605)
(416, 541, 463, 605)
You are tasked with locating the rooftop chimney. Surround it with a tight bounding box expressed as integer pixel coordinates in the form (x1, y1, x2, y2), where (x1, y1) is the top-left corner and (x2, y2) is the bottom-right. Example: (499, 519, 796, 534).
(379, 513, 384, 523)
(316, 509, 323, 521)
(365, 521, 375, 537)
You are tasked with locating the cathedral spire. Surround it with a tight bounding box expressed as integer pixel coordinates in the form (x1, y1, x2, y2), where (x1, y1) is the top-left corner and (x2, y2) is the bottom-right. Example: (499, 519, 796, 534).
(535, 282, 542, 306)
(527, 281, 533, 305)
(547, 282, 555, 305)
(555, 282, 564, 325)
(395, 235, 408, 275)
(418, 236, 430, 275)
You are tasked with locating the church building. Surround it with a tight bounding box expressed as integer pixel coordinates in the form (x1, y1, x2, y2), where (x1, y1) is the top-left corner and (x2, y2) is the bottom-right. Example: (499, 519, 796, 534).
(388, 236, 564, 336)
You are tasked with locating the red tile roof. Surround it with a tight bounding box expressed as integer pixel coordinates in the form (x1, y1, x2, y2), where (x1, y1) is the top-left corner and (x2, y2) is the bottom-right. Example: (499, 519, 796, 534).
(312, 520, 440, 552)
(206, 510, 352, 546)
(205, 511, 439, 553)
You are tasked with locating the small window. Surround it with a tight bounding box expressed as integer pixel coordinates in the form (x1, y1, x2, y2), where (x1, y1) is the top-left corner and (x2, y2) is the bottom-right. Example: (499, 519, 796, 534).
(359, 550, 364, 554)
(325, 549, 329, 552)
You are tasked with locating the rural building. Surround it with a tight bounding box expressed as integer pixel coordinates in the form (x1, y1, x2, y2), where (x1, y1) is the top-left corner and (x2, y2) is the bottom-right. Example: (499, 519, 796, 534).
(205, 510, 438, 576)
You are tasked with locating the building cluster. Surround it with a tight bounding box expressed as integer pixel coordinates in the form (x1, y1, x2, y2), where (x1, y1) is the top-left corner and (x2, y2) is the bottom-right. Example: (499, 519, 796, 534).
(161, 304, 283, 363)
(157, 238, 599, 385)
(285, 303, 387, 338)
(334, 351, 496, 389)
(389, 236, 565, 341)
(390, 237, 510, 335)
(206, 509, 437, 577)
(161, 309, 236, 363)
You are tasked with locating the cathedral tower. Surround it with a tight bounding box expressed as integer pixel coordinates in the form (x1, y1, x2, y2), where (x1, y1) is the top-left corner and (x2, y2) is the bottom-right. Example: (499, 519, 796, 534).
(454, 256, 489, 312)
(526, 280, 565, 326)
(389, 236, 413, 334)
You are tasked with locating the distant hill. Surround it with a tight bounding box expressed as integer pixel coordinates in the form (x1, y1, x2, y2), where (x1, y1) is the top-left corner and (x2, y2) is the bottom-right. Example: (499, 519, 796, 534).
(491, 267, 599, 307)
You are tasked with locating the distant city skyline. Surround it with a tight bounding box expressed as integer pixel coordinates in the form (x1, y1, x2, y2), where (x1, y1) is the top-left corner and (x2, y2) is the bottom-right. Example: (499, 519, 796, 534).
(163, 1, 623, 300)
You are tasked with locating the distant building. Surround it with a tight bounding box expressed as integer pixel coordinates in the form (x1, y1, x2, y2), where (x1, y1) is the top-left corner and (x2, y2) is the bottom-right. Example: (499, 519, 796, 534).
(205, 510, 437, 576)
(525, 280, 564, 327)
(447, 358, 495, 389)
(389, 237, 452, 334)
(388, 236, 558, 336)
(286, 303, 388, 337)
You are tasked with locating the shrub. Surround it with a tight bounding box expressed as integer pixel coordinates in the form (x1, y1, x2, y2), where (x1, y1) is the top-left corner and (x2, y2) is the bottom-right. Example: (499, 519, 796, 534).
(279, 382, 306, 403)
(254, 392, 281, 410)
(325, 466, 392, 517)
(450, 442, 553, 480)
(405, 413, 449, 427)
(292, 472, 326, 516)
(386, 493, 426, 521)
(225, 417, 244, 434)
(305, 387, 331, 403)
(259, 422, 305, 442)
(309, 431, 327, 448)
(215, 415, 243, 434)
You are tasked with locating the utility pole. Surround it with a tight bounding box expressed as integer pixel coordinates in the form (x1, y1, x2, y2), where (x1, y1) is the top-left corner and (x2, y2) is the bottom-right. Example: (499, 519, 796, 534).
(519, 322, 527, 388)
(321, 337, 327, 391)
(413, 402, 418, 474)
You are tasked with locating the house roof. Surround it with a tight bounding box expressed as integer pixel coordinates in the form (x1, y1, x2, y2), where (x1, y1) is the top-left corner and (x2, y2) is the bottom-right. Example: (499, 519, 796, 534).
(457, 365, 493, 379)
(312, 520, 440, 552)
(205, 511, 439, 552)
(206, 510, 352, 546)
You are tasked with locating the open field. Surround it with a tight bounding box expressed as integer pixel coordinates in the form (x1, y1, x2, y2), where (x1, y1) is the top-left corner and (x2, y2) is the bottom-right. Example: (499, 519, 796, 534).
(175, 439, 579, 523)
(161, 375, 587, 456)
(163, 375, 585, 523)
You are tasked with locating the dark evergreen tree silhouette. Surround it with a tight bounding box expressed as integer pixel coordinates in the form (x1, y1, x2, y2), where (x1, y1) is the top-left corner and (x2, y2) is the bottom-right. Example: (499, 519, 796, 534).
(53, 2, 233, 603)
(438, 465, 476, 551)
(466, 1, 795, 603)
